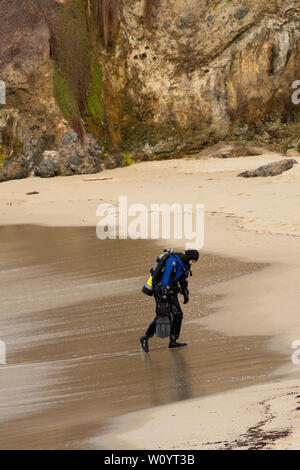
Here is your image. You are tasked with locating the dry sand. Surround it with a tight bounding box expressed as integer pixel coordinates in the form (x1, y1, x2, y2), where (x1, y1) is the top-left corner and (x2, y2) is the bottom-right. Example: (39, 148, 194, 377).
(1, 150, 300, 449)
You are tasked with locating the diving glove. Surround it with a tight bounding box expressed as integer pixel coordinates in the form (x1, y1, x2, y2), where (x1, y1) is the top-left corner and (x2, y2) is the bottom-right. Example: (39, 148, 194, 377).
(183, 288, 189, 304)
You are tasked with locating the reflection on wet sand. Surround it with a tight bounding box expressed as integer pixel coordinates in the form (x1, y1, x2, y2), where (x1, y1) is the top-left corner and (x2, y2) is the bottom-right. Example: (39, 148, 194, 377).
(0, 226, 284, 449)
(141, 348, 192, 405)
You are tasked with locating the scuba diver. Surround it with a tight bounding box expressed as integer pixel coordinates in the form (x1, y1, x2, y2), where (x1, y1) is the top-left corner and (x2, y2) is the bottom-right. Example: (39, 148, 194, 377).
(140, 249, 199, 353)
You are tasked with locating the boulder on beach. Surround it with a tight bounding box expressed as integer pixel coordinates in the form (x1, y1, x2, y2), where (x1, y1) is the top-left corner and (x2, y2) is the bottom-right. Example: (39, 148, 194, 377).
(35, 159, 59, 178)
(35, 150, 101, 178)
(238, 159, 298, 178)
(286, 148, 300, 157)
(197, 142, 264, 159)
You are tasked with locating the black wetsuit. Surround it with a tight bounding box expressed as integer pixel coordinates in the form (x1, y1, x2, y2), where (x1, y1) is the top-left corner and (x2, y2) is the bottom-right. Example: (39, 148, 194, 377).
(145, 254, 190, 341)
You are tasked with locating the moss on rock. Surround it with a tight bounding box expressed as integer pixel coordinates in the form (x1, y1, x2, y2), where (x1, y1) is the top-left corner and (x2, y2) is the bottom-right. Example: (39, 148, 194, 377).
(54, 66, 81, 124)
(50, 0, 104, 140)
(121, 152, 133, 165)
(87, 62, 103, 122)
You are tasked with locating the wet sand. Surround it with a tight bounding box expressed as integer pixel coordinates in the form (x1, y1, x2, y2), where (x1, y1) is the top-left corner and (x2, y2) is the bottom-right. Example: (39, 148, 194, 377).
(0, 225, 284, 450)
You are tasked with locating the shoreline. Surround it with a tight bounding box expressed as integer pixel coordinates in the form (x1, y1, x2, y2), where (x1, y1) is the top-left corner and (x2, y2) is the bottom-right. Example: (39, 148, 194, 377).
(1, 151, 300, 449)
(96, 377, 300, 450)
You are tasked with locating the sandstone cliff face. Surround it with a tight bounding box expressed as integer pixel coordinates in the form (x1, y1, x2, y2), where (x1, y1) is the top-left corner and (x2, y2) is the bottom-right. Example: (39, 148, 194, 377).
(0, 0, 107, 178)
(0, 0, 67, 176)
(1, 0, 300, 181)
(108, 0, 300, 156)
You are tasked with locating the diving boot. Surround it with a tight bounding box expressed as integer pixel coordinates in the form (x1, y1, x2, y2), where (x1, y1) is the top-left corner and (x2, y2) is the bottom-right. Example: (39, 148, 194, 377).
(140, 335, 149, 353)
(169, 339, 187, 349)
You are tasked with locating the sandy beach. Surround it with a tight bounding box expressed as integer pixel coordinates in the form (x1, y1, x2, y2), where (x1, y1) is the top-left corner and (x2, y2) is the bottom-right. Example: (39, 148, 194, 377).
(1, 150, 300, 449)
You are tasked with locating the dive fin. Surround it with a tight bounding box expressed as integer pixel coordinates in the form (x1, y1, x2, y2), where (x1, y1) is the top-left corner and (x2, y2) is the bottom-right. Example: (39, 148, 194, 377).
(155, 315, 171, 339)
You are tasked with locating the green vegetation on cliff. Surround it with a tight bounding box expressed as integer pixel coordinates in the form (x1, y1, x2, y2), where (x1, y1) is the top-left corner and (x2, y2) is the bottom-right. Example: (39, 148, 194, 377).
(52, 0, 104, 140)
(87, 62, 103, 123)
(54, 67, 81, 125)
(51, 0, 156, 147)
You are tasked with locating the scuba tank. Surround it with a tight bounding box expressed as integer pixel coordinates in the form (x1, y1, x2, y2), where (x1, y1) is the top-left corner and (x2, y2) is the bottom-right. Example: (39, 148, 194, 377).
(141, 273, 154, 296)
(141, 249, 174, 296)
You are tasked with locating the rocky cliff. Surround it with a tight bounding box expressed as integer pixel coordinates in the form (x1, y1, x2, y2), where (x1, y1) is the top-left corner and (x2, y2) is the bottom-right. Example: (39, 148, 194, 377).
(1, 0, 300, 181)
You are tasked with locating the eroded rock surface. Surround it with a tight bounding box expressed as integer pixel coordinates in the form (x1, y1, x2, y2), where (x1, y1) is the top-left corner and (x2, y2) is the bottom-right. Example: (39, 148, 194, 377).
(107, 0, 300, 155)
(1, 0, 300, 180)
